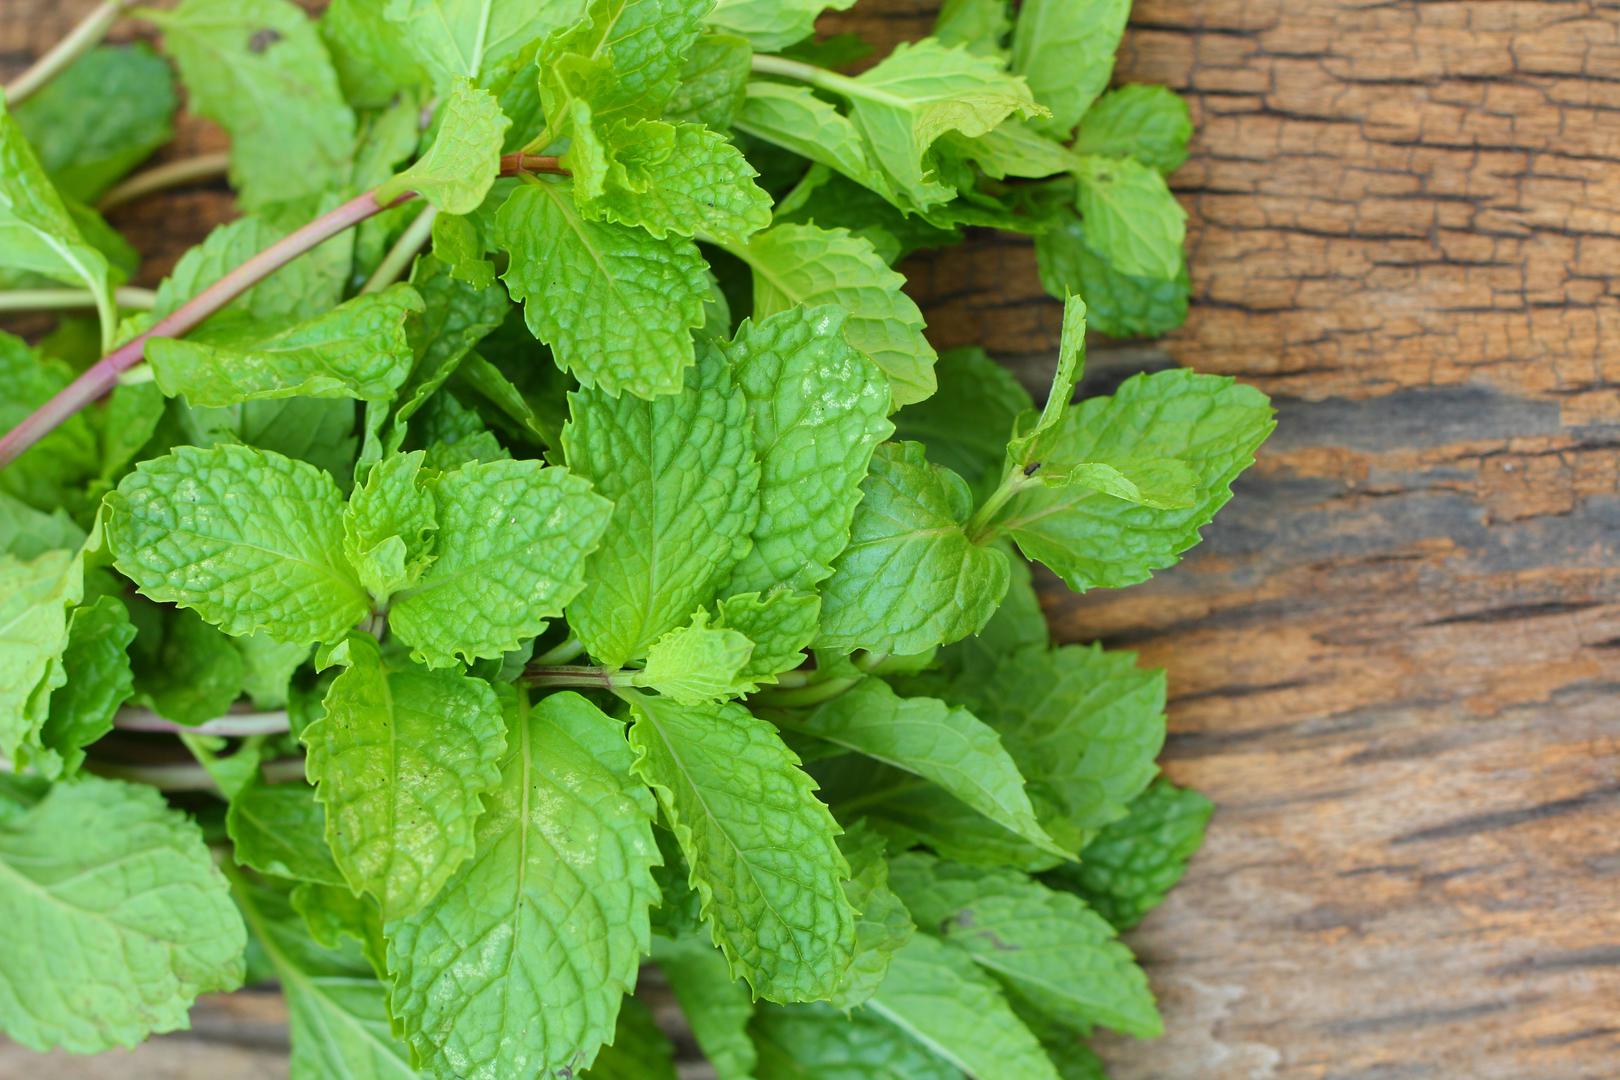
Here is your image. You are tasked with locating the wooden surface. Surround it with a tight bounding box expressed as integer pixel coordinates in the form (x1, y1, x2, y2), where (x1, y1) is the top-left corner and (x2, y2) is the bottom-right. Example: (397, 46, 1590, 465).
(6, 1, 1620, 1077)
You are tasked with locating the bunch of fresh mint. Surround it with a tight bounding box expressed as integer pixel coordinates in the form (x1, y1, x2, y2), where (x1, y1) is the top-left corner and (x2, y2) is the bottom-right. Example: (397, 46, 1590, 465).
(0, 1, 1269, 1076)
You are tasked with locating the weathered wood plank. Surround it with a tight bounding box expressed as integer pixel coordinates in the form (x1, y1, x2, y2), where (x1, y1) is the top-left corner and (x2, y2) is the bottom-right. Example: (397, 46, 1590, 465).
(3, 1, 1619, 1078)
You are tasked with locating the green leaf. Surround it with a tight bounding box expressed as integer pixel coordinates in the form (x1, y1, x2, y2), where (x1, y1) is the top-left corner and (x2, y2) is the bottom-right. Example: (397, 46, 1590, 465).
(580, 995, 678, 1080)
(377, 78, 511, 213)
(0, 776, 245, 1053)
(736, 83, 891, 203)
(1049, 777, 1213, 931)
(234, 633, 311, 709)
(389, 456, 611, 667)
(0, 337, 99, 514)
(564, 341, 760, 666)
(151, 214, 348, 324)
(654, 936, 758, 1080)
(343, 450, 436, 605)
(733, 223, 937, 407)
(1072, 155, 1186, 282)
(233, 876, 415, 1079)
(979, 644, 1166, 842)
(303, 633, 506, 920)
(892, 347, 1031, 504)
(12, 44, 176, 202)
(1011, 0, 1130, 138)
(936, 0, 1012, 58)
(383, 0, 577, 87)
(818, 441, 1009, 654)
(495, 180, 710, 398)
(148, 284, 424, 407)
(129, 604, 247, 728)
(106, 445, 370, 646)
(722, 307, 894, 595)
(31, 596, 135, 778)
(626, 693, 854, 1001)
(705, 0, 854, 51)
(1076, 84, 1193, 174)
(789, 679, 1060, 857)
(0, 492, 84, 560)
(888, 853, 1161, 1037)
(1036, 211, 1189, 339)
(950, 117, 1077, 180)
(752, 1002, 958, 1080)
(430, 211, 497, 289)
(1009, 293, 1087, 469)
(0, 549, 81, 761)
(865, 933, 1059, 1080)
(667, 32, 753, 129)
(994, 370, 1275, 591)
(540, 0, 713, 131)
(713, 589, 820, 688)
(581, 119, 772, 245)
(320, 0, 427, 108)
(147, 0, 357, 212)
(0, 100, 117, 337)
(632, 611, 756, 704)
(227, 774, 345, 886)
(388, 690, 660, 1078)
(844, 39, 1046, 210)
(829, 822, 914, 1011)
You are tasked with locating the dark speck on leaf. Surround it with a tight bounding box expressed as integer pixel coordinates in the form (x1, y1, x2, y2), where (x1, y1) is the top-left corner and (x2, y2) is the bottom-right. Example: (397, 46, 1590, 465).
(946, 909, 976, 934)
(248, 28, 282, 54)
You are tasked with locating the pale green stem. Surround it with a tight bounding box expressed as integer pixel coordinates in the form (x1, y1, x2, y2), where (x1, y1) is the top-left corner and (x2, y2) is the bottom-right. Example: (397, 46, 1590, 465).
(965, 466, 1039, 545)
(0, 285, 156, 313)
(361, 204, 438, 294)
(2, 0, 131, 106)
(533, 635, 585, 666)
(750, 53, 874, 102)
(524, 664, 619, 690)
(87, 755, 304, 792)
(98, 152, 232, 212)
(755, 676, 861, 710)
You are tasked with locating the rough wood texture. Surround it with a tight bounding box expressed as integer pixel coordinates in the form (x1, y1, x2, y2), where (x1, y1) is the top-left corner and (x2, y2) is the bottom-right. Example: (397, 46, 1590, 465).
(5, 1, 1619, 1078)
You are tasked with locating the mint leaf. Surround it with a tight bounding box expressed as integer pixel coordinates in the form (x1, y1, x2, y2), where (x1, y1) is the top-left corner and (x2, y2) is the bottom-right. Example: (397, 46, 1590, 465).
(581, 995, 678, 1080)
(722, 306, 894, 595)
(713, 588, 820, 688)
(303, 634, 506, 920)
(705, 0, 855, 52)
(1073, 154, 1186, 282)
(342, 450, 436, 605)
(0, 337, 99, 513)
(233, 876, 415, 1078)
(667, 32, 753, 129)
(0, 549, 80, 761)
(829, 823, 914, 1011)
(383, 0, 575, 87)
(388, 690, 660, 1078)
(148, 0, 357, 213)
(148, 284, 423, 408)
(654, 935, 758, 1080)
(736, 83, 892, 203)
(995, 370, 1274, 591)
(32, 596, 135, 778)
(1050, 777, 1213, 930)
(540, 0, 715, 129)
(150, 214, 347, 323)
(892, 346, 1031, 503)
(1036, 211, 1189, 339)
(818, 442, 1009, 654)
(866, 933, 1059, 1080)
(495, 180, 710, 398)
(390, 457, 612, 667)
(320, 0, 426, 108)
(844, 39, 1046, 209)
(734, 223, 937, 407)
(1076, 84, 1193, 174)
(226, 774, 344, 886)
(128, 603, 246, 728)
(581, 120, 772, 245)
(1009, 293, 1087, 468)
(936, 0, 1013, 58)
(789, 679, 1061, 858)
(752, 1002, 958, 1080)
(890, 852, 1160, 1037)
(107, 445, 369, 646)
(0, 100, 117, 336)
(378, 78, 511, 213)
(0, 776, 245, 1053)
(626, 693, 855, 1001)
(1011, 0, 1130, 138)
(632, 611, 757, 704)
(12, 44, 176, 203)
(564, 342, 760, 666)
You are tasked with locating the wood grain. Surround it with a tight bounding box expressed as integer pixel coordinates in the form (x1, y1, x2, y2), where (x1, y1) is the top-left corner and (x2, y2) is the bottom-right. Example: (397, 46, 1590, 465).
(6, 1, 1620, 1078)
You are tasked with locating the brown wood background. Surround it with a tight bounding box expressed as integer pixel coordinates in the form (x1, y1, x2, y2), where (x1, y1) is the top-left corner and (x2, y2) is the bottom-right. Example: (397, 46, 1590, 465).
(4, 0, 1619, 1077)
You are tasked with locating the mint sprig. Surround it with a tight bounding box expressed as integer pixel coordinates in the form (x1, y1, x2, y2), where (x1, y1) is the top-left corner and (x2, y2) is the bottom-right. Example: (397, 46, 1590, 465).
(0, 1, 1272, 1074)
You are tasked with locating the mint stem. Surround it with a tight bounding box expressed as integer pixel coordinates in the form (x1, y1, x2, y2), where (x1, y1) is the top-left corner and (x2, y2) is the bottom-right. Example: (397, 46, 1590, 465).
(0, 285, 156, 313)
(523, 664, 618, 689)
(361, 204, 438, 294)
(2, 0, 131, 106)
(98, 151, 232, 212)
(113, 706, 290, 738)
(0, 153, 567, 468)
